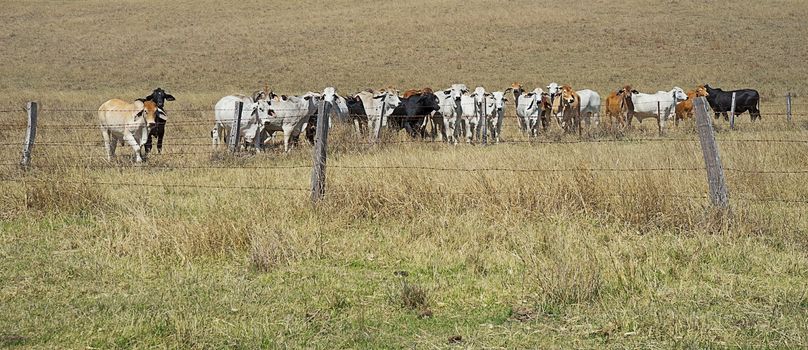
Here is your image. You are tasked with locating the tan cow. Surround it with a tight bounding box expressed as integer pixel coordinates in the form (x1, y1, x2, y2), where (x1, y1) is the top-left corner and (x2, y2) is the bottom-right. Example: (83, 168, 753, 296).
(674, 85, 709, 125)
(560, 85, 582, 134)
(98, 99, 158, 163)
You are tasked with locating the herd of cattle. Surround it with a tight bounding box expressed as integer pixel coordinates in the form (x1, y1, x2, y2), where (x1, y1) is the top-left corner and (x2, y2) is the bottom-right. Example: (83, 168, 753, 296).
(96, 84, 762, 162)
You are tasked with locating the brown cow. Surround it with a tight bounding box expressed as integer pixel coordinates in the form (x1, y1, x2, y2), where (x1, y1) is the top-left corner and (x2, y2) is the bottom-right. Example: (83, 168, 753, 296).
(604, 85, 635, 128)
(674, 85, 709, 125)
(560, 85, 581, 134)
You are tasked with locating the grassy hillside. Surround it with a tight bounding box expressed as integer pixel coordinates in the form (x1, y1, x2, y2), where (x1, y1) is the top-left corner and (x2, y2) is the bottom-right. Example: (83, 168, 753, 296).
(1, 0, 807, 348)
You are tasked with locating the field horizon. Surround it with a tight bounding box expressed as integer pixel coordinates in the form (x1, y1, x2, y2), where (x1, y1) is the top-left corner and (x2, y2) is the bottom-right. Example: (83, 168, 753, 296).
(2, 0, 808, 348)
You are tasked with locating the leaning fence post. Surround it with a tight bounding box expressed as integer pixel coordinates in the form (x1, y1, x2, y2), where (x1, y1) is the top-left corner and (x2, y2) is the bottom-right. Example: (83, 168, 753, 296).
(311, 101, 331, 203)
(228, 101, 244, 153)
(20, 101, 38, 169)
(786, 92, 792, 123)
(657, 101, 663, 136)
(694, 97, 730, 208)
(729, 92, 737, 130)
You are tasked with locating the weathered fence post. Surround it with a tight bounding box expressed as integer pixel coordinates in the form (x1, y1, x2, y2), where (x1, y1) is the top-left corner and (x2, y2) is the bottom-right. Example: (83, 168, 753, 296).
(729, 92, 737, 130)
(311, 101, 331, 203)
(786, 92, 792, 123)
(20, 101, 38, 169)
(694, 97, 730, 208)
(376, 100, 387, 143)
(228, 101, 243, 153)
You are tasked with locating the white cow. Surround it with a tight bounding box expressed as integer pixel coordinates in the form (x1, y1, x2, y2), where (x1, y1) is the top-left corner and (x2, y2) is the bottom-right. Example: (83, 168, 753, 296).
(577, 89, 602, 128)
(436, 83, 468, 144)
(355, 88, 402, 140)
(629, 87, 689, 135)
(459, 87, 495, 143)
(98, 99, 159, 163)
(516, 88, 546, 137)
(258, 92, 319, 152)
(486, 90, 510, 143)
(300, 87, 350, 143)
(211, 95, 272, 150)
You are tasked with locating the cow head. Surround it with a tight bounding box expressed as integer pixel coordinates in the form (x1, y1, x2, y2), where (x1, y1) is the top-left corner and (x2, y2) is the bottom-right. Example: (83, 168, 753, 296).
(672, 87, 688, 101)
(560, 85, 578, 106)
(135, 100, 159, 130)
(321, 87, 339, 104)
(546, 82, 562, 97)
(374, 88, 402, 110)
(490, 91, 508, 111)
(143, 87, 175, 109)
(470, 86, 490, 104)
(695, 85, 709, 97)
(247, 99, 273, 125)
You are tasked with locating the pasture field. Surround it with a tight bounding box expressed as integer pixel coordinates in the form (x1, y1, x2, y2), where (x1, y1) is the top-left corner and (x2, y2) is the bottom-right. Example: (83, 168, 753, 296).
(1, 0, 808, 348)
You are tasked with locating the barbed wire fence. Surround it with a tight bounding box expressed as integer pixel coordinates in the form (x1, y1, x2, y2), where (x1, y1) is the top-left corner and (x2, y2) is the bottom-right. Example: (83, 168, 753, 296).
(0, 97, 807, 208)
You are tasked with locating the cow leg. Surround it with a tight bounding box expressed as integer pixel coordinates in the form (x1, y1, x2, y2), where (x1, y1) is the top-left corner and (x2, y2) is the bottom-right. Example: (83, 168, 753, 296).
(144, 131, 154, 154)
(465, 120, 473, 143)
(122, 131, 143, 163)
(155, 124, 165, 154)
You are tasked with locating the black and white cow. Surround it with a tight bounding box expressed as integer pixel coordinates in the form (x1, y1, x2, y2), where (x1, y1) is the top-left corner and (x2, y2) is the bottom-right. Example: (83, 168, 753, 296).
(139, 87, 175, 154)
(702, 84, 761, 121)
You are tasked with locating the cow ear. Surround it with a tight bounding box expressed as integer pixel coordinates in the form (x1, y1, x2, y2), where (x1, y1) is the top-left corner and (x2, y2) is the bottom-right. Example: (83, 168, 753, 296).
(165, 94, 176, 101)
(281, 95, 288, 101)
(134, 110, 144, 119)
(145, 95, 154, 101)
(503, 98, 508, 102)
(526, 93, 535, 97)
(373, 94, 385, 99)
(631, 90, 638, 94)
(504, 87, 513, 93)
(304, 96, 311, 101)
(136, 98, 147, 102)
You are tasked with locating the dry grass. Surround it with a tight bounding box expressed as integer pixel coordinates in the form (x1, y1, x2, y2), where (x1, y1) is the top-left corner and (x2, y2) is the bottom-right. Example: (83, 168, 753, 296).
(1, 0, 808, 348)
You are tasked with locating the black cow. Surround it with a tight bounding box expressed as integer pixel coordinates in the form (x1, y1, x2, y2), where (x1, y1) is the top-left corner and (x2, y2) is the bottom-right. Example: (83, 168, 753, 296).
(703, 84, 761, 121)
(389, 91, 441, 138)
(345, 95, 368, 135)
(139, 88, 175, 154)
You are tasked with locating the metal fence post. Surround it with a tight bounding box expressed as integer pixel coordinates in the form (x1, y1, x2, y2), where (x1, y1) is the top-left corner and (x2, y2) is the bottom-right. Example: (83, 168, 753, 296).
(694, 97, 730, 208)
(311, 101, 331, 203)
(20, 101, 38, 169)
(228, 101, 243, 153)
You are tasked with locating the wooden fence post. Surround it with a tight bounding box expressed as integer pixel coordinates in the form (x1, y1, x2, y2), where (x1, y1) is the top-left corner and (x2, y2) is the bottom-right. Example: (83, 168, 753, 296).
(694, 97, 730, 208)
(228, 101, 243, 153)
(20, 101, 38, 169)
(376, 100, 387, 143)
(729, 92, 737, 130)
(786, 92, 792, 123)
(311, 101, 331, 203)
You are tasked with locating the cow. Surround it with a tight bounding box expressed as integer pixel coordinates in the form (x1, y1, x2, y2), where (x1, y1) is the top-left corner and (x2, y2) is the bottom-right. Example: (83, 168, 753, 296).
(511, 82, 526, 132)
(139, 87, 175, 155)
(559, 85, 582, 134)
(545, 82, 565, 127)
(355, 88, 402, 140)
(516, 88, 549, 136)
(97, 99, 159, 163)
(302, 87, 351, 144)
(674, 85, 709, 125)
(577, 89, 601, 128)
(345, 95, 367, 135)
(211, 95, 273, 150)
(390, 88, 441, 138)
(702, 84, 761, 121)
(486, 90, 511, 143)
(627, 87, 688, 135)
(436, 83, 468, 144)
(257, 92, 319, 152)
(604, 85, 634, 128)
(458, 87, 496, 143)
